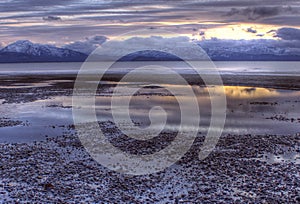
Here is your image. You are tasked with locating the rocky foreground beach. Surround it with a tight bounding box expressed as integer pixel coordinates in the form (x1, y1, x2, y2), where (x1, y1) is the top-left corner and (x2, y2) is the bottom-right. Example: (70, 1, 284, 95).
(0, 131, 299, 203)
(0, 74, 299, 203)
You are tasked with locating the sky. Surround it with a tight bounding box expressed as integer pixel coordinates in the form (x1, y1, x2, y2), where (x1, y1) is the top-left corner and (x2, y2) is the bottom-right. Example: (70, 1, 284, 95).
(0, 0, 300, 56)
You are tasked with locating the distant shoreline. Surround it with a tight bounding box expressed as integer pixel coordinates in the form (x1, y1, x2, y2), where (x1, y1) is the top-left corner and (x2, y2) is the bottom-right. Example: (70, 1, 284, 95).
(0, 72, 299, 90)
(1, 59, 300, 64)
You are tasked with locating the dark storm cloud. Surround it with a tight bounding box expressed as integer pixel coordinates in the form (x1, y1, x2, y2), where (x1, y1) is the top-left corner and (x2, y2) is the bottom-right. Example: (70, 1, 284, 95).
(43, 16, 62, 21)
(246, 28, 257, 33)
(267, 30, 277, 34)
(78, 14, 189, 23)
(63, 36, 108, 54)
(199, 31, 205, 36)
(260, 16, 300, 26)
(184, 0, 300, 7)
(0, 0, 299, 44)
(0, 1, 297, 22)
(0, 0, 75, 12)
(225, 6, 295, 20)
(275, 27, 300, 41)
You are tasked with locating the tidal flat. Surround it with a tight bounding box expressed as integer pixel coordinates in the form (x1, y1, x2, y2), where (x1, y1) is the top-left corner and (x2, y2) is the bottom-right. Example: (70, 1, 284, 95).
(0, 73, 299, 203)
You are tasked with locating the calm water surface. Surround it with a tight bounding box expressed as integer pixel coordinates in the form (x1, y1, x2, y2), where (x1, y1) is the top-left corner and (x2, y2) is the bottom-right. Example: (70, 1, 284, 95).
(0, 61, 299, 76)
(0, 82, 299, 143)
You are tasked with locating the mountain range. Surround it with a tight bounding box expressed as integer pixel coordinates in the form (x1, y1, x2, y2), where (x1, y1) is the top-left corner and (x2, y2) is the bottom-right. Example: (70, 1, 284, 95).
(0, 40, 87, 63)
(0, 40, 299, 63)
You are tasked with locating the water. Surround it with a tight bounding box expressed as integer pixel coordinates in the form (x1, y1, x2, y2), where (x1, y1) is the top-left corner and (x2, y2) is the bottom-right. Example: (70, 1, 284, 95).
(0, 81, 300, 143)
(0, 97, 73, 143)
(0, 61, 299, 76)
(0, 62, 299, 143)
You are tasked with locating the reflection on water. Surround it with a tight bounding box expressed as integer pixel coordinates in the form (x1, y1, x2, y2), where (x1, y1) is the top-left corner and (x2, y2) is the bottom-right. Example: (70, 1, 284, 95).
(0, 97, 74, 143)
(90, 84, 300, 136)
(0, 80, 73, 89)
(0, 82, 300, 143)
(224, 86, 300, 99)
(0, 62, 299, 76)
(223, 86, 300, 135)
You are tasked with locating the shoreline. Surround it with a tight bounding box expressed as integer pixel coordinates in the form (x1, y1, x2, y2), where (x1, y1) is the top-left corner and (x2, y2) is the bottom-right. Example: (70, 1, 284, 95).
(0, 73, 299, 202)
(0, 73, 300, 90)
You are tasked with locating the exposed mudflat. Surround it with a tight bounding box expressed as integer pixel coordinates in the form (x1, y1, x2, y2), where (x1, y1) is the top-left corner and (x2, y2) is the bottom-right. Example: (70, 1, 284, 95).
(0, 73, 299, 203)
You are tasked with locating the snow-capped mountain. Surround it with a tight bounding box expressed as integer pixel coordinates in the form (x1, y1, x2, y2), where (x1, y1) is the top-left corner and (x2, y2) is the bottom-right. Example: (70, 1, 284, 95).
(114, 49, 300, 61)
(0, 39, 299, 63)
(118, 50, 183, 61)
(198, 40, 300, 61)
(0, 40, 87, 63)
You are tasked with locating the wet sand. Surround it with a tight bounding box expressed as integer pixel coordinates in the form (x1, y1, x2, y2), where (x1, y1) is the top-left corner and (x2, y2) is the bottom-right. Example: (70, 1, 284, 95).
(1, 73, 300, 90)
(0, 73, 299, 203)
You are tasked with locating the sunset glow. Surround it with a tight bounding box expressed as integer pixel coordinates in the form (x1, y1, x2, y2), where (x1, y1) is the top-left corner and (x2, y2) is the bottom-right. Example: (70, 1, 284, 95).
(0, 0, 298, 45)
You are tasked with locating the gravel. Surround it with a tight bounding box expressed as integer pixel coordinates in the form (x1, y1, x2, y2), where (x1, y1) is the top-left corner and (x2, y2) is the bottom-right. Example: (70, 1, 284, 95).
(0, 130, 299, 203)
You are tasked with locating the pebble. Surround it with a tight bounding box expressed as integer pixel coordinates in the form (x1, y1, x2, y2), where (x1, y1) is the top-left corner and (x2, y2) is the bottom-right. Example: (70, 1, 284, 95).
(0, 132, 299, 202)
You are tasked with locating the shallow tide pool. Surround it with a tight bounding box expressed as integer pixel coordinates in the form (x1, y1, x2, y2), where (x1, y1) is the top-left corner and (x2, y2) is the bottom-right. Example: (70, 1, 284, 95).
(0, 82, 300, 143)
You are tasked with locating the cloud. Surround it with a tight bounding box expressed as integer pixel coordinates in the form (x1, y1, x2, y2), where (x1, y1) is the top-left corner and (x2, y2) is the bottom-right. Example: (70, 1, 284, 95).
(0, 0, 299, 45)
(246, 27, 257, 33)
(59, 26, 300, 60)
(260, 16, 300, 26)
(43, 16, 62, 21)
(267, 30, 277, 34)
(198, 37, 300, 59)
(186, 0, 294, 7)
(91, 36, 208, 60)
(0, 0, 76, 14)
(75, 34, 300, 61)
(63, 36, 108, 54)
(275, 27, 300, 41)
(199, 31, 205, 36)
(225, 6, 295, 20)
